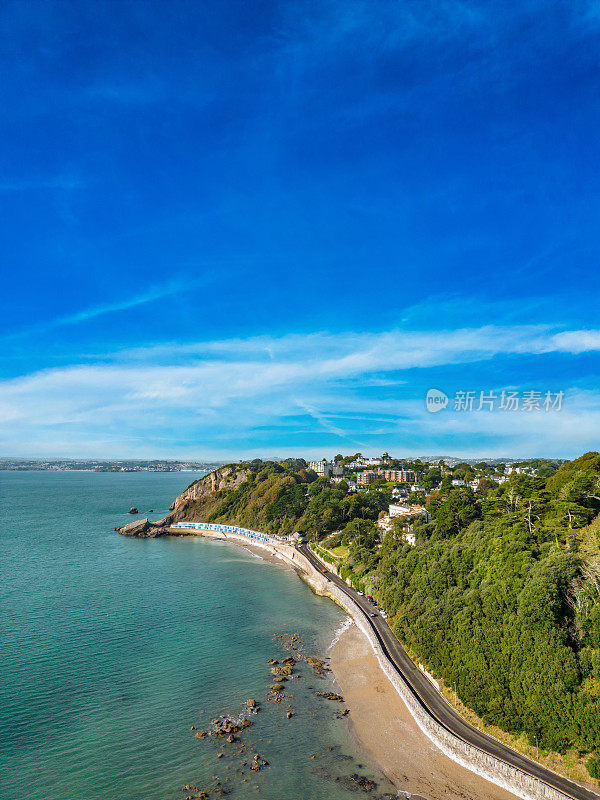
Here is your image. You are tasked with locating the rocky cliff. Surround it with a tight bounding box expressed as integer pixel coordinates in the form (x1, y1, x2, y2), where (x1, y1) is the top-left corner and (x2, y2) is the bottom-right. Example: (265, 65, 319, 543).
(169, 464, 250, 513)
(117, 464, 251, 537)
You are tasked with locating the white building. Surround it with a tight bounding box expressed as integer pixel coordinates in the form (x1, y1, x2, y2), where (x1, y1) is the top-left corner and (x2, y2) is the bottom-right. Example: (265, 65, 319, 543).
(452, 479, 466, 487)
(308, 459, 344, 478)
(347, 457, 368, 467)
(331, 476, 356, 489)
(377, 515, 394, 533)
(403, 531, 416, 546)
(388, 503, 430, 522)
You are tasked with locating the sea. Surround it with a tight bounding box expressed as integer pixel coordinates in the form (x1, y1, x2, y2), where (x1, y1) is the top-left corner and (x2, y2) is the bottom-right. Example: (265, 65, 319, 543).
(0, 471, 397, 800)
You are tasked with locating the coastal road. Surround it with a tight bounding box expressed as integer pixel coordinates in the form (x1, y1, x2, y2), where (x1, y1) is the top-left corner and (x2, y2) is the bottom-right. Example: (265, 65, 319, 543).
(297, 543, 600, 800)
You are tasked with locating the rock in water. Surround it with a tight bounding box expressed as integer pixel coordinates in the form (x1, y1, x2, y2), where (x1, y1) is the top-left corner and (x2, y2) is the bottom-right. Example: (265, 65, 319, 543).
(128, 507, 138, 514)
(117, 517, 173, 538)
(316, 691, 344, 702)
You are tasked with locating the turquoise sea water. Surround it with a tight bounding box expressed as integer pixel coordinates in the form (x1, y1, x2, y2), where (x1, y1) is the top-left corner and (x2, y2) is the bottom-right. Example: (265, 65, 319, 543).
(0, 471, 396, 800)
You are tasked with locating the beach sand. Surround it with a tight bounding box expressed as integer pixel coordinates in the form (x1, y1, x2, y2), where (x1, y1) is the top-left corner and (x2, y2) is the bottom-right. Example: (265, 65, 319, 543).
(191, 530, 292, 568)
(330, 623, 520, 800)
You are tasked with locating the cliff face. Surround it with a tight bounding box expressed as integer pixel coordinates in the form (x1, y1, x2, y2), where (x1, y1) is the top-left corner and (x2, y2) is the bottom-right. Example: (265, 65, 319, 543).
(170, 465, 250, 513)
(117, 458, 321, 538)
(118, 464, 251, 536)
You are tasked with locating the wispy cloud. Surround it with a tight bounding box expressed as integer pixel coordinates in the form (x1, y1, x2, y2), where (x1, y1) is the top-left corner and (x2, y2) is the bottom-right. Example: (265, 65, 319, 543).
(1, 278, 198, 342)
(109, 324, 600, 368)
(1, 323, 599, 458)
(294, 399, 368, 448)
(54, 280, 190, 327)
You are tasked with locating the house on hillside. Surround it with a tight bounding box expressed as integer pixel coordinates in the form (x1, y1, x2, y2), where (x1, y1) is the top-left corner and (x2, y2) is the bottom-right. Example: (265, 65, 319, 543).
(389, 503, 430, 522)
(308, 459, 344, 478)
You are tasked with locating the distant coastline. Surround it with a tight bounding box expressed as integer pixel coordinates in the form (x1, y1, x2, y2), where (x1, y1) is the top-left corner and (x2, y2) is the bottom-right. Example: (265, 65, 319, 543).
(0, 458, 221, 472)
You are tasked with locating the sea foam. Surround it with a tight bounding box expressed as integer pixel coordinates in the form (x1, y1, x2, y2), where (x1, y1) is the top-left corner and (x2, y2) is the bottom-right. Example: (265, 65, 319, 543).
(328, 615, 354, 650)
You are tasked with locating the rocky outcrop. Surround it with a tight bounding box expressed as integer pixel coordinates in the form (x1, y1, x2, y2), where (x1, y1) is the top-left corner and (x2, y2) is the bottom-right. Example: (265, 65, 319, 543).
(119, 518, 151, 535)
(316, 691, 344, 702)
(128, 507, 138, 514)
(169, 465, 250, 512)
(117, 515, 175, 538)
(117, 464, 250, 537)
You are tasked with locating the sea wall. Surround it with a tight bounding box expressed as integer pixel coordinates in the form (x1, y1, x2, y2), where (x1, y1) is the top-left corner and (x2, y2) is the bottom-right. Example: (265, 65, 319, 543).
(323, 581, 570, 800)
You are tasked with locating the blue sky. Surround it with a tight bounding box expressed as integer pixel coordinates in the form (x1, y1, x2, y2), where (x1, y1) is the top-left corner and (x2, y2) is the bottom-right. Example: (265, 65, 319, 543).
(1, 0, 600, 459)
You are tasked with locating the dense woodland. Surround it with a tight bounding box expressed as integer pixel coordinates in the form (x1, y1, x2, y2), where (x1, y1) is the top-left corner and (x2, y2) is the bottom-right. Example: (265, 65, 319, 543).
(182, 453, 600, 778)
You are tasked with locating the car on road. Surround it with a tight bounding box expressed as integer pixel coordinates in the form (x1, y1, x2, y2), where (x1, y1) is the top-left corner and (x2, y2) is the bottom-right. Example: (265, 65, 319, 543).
(321, 568, 327, 574)
(369, 612, 377, 617)
(356, 591, 364, 596)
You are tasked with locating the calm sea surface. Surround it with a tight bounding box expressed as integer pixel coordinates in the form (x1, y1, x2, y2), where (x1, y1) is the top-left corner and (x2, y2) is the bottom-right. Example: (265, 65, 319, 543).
(0, 471, 396, 800)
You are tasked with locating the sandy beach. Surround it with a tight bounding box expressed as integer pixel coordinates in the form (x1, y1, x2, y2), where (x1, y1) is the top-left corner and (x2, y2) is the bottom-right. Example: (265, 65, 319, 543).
(330, 622, 520, 800)
(193, 529, 295, 568)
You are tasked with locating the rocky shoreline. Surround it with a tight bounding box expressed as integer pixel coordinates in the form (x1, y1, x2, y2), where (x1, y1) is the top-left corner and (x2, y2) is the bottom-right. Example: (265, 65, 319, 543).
(177, 630, 395, 800)
(331, 623, 522, 800)
(115, 515, 175, 537)
(115, 479, 598, 800)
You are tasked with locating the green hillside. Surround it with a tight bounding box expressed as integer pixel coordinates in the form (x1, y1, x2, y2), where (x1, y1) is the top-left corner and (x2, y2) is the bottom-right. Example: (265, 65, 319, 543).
(175, 453, 600, 779)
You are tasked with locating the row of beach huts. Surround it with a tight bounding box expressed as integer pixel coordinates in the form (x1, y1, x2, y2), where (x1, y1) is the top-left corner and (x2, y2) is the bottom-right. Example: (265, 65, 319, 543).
(171, 521, 270, 543)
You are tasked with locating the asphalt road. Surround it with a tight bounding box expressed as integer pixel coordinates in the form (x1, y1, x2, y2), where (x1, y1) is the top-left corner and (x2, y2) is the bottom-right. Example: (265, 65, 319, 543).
(298, 543, 600, 800)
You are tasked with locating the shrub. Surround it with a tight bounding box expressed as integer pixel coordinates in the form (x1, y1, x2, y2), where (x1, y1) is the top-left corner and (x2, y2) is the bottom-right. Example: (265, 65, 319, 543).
(587, 751, 600, 780)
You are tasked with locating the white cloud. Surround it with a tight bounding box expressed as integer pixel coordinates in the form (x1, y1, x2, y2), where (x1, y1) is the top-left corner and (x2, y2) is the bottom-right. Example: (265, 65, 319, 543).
(548, 330, 600, 353)
(1, 324, 599, 458)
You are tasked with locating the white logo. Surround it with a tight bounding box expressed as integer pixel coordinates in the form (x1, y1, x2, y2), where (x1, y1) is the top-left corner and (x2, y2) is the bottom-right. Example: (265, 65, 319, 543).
(426, 388, 449, 413)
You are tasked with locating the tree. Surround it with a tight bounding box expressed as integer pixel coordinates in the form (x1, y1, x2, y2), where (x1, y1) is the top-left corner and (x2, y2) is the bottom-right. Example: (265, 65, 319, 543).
(587, 752, 600, 780)
(433, 490, 481, 537)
